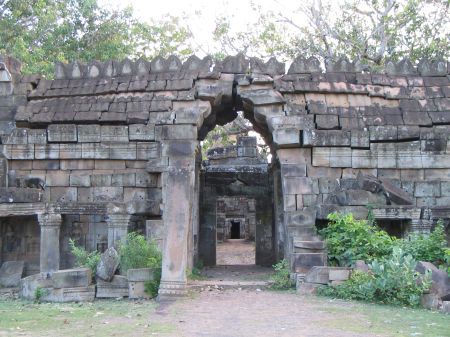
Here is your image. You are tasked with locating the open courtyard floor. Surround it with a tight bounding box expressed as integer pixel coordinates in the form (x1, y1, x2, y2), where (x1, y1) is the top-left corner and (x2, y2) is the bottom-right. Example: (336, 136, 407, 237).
(1, 289, 449, 337)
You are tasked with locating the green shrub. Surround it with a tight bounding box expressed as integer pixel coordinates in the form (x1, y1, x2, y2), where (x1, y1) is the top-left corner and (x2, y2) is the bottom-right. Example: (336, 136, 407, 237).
(369, 248, 431, 306)
(438, 247, 450, 277)
(68, 238, 101, 275)
(317, 270, 376, 301)
(318, 248, 431, 307)
(270, 259, 293, 290)
(118, 232, 162, 297)
(319, 212, 395, 266)
(118, 232, 160, 272)
(144, 255, 162, 298)
(399, 220, 447, 264)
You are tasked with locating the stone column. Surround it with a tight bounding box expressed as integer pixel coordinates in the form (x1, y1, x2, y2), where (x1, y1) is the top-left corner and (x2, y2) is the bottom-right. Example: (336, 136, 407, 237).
(38, 213, 62, 273)
(157, 135, 197, 300)
(158, 165, 196, 299)
(106, 213, 131, 248)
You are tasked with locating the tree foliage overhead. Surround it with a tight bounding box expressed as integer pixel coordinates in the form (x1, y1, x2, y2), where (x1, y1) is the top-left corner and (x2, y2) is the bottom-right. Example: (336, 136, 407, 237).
(213, 0, 450, 66)
(0, 0, 194, 76)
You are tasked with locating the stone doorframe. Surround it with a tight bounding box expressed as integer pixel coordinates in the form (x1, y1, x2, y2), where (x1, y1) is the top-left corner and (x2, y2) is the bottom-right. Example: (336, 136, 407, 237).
(156, 67, 290, 299)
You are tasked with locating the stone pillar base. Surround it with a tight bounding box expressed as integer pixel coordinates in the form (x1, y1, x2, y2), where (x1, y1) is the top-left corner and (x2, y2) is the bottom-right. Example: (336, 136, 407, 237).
(157, 280, 188, 300)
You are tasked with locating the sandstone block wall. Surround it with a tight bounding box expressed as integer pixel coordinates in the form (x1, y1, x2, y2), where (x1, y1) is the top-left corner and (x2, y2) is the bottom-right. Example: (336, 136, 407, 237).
(0, 54, 449, 287)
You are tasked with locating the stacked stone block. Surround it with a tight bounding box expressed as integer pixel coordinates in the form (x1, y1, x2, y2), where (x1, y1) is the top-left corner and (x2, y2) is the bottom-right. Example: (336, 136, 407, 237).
(0, 54, 449, 299)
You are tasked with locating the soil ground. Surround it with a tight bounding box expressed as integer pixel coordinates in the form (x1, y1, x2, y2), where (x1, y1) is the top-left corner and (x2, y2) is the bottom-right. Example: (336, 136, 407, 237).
(216, 239, 255, 265)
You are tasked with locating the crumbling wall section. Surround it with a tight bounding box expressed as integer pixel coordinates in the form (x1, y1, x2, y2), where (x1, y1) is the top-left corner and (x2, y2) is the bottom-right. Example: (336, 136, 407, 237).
(0, 54, 449, 289)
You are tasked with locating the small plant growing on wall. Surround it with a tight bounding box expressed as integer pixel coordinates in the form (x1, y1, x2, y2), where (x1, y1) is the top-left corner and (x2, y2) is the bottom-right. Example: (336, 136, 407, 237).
(34, 287, 48, 304)
(68, 239, 101, 275)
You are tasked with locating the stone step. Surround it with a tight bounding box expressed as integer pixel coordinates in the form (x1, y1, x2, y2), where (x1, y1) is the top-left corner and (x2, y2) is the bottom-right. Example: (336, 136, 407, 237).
(290, 252, 327, 274)
(187, 279, 271, 291)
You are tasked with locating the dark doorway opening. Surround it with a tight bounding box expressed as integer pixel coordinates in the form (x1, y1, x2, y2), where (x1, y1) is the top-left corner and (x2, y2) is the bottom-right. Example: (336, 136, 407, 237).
(377, 219, 409, 238)
(230, 220, 240, 239)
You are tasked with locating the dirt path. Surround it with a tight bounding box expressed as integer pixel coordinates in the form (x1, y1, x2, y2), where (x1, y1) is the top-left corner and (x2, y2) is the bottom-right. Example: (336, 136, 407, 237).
(216, 239, 255, 265)
(1, 288, 448, 337)
(156, 289, 388, 337)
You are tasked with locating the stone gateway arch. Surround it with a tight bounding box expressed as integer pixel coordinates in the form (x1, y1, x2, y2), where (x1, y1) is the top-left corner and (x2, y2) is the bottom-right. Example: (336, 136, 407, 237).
(0, 54, 449, 299)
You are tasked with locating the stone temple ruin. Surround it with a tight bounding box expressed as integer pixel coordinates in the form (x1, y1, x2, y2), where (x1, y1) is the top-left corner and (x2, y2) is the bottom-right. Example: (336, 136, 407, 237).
(0, 53, 449, 299)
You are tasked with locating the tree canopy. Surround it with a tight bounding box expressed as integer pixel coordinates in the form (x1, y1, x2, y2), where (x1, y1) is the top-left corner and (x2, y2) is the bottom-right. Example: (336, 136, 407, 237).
(1, 0, 448, 77)
(213, 0, 450, 67)
(0, 0, 193, 76)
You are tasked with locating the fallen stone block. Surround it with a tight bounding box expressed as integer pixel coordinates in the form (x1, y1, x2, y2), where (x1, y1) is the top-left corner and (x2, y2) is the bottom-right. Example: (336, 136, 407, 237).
(380, 178, 414, 205)
(356, 172, 383, 193)
(96, 275, 128, 298)
(0, 261, 24, 287)
(304, 266, 329, 285)
(127, 268, 155, 299)
(44, 285, 95, 303)
(20, 273, 54, 300)
(415, 261, 450, 299)
(354, 260, 369, 273)
(52, 268, 91, 288)
(96, 247, 119, 282)
(421, 293, 440, 310)
(296, 282, 320, 295)
(441, 301, 450, 314)
(328, 268, 352, 281)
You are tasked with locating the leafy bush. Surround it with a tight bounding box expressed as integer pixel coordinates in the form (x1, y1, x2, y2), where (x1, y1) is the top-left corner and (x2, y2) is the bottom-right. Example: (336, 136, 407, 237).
(144, 243, 162, 298)
(144, 256, 162, 298)
(399, 220, 447, 264)
(317, 270, 376, 301)
(440, 248, 450, 277)
(319, 213, 395, 266)
(118, 232, 162, 297)
(118, 232, 160, 272)
(68, 238, 101, 275)
(318, 248, 431, 307)
(270, 259, 293, 290)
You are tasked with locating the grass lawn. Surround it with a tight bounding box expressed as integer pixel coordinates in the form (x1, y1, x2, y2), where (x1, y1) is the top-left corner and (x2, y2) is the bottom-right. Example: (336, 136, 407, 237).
(316, 297, 450, 337)
(0, 298, 174, 337)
